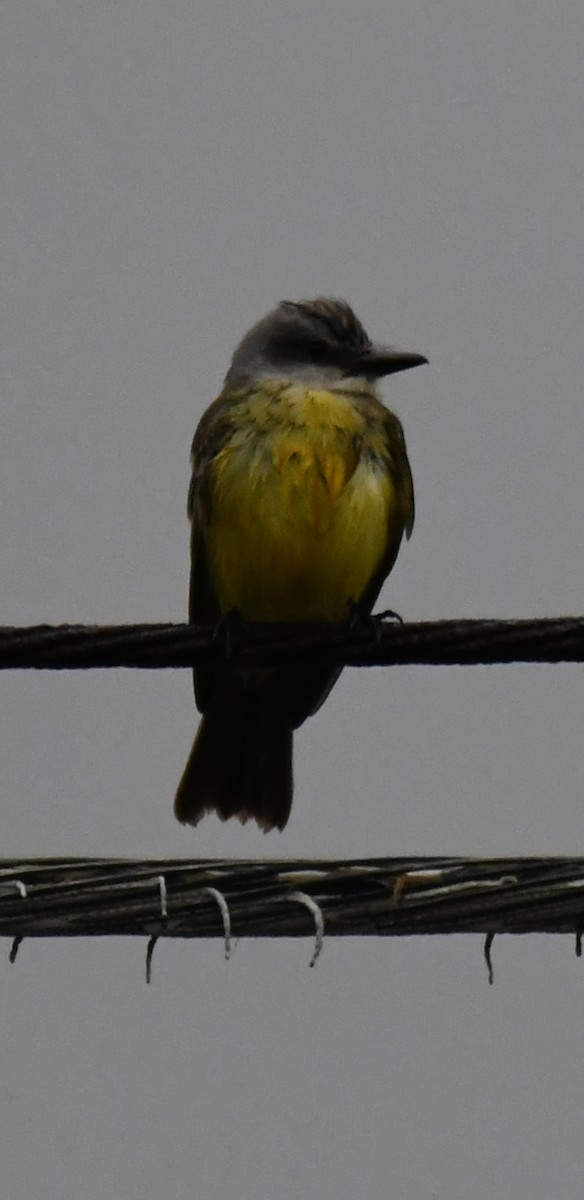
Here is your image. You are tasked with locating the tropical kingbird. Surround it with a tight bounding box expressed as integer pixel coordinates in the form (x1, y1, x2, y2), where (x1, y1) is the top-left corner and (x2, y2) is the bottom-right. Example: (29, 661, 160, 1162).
(174, 297, 426, 832)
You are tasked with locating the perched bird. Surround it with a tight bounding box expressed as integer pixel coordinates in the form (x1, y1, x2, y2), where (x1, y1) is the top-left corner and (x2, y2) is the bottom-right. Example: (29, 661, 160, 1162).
(174, 297, 426, 832)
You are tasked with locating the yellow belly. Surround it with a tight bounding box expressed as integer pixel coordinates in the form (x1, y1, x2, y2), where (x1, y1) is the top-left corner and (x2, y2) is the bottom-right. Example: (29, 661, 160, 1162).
(206, 388, 399, 622)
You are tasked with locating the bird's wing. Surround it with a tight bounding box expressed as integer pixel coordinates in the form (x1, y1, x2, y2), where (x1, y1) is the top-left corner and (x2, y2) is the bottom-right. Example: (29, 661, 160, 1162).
(356, 407, 415, 616)
(187, 392, 242, 710)
(385, 407, 415, 541)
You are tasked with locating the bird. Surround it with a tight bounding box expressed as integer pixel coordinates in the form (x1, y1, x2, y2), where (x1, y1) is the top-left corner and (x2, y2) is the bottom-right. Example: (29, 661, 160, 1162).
(174, 297, 427, 832)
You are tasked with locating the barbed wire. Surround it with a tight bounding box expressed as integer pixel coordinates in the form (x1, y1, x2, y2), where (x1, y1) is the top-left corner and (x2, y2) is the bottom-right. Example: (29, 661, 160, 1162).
(0, 615, 584, 669)
(2, 857, 584, 946)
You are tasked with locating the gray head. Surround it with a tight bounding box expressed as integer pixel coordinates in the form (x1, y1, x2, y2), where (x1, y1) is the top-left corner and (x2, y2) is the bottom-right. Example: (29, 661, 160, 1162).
(225, 297, 427, 388)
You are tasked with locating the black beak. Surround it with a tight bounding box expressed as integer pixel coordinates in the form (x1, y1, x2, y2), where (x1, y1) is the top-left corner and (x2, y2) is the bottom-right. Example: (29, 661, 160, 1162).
(355, 344, 428, 378)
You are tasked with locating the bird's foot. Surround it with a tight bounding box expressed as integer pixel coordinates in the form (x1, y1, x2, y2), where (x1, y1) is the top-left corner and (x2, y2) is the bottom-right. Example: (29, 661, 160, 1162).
(375, 608, 404, 626)
(212, 610, 249, 660)
(347, 605, 403, 644)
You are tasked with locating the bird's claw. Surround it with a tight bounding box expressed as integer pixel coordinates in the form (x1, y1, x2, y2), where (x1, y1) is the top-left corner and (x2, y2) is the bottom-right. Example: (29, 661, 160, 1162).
(347, 605, 403, 643)
(212, 610, 249, 660)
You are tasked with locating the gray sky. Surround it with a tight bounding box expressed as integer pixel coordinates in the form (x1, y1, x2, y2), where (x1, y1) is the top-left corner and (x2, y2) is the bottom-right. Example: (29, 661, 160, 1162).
(2, 1, 584, 1196)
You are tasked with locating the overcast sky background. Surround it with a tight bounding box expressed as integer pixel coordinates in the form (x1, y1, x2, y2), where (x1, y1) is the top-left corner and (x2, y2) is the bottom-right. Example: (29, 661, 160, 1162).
(2, 1, 584, 1196)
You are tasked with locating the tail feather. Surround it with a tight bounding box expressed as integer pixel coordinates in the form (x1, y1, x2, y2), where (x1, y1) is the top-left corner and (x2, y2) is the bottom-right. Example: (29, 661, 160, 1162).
(174, 676, 293, 832)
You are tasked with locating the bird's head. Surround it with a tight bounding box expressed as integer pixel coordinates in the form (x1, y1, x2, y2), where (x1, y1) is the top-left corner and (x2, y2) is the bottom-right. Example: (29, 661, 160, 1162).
(225, 297, 427, 387)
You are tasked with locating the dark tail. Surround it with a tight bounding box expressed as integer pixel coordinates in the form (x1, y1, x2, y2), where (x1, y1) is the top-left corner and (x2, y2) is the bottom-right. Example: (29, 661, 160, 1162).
(174, 675, 293, 833)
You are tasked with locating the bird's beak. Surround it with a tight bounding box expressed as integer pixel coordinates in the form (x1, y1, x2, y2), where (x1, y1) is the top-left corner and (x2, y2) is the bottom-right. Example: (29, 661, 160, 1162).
(355, 344, 428, 378)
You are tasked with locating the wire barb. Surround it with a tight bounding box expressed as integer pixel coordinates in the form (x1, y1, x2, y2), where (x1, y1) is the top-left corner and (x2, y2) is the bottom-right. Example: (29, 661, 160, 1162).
(9, 936, 23, 964)
(154, 875, 168, 918)
(484, 932, 495, 985)
(196, 887, 232, 960)
(145, 935, 158, 984)
(3, 881, 27, 964)
(286, 891, 325, 966)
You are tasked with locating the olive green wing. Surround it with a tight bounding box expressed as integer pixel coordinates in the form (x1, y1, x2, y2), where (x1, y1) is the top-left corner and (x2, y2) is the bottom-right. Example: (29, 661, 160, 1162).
(187, 393, 241, 711)
(385, 407, 415, 541)
(357, 407, 415, 615)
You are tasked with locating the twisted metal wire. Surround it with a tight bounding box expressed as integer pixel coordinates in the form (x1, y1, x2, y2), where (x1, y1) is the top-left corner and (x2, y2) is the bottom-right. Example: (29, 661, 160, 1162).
(0, 616, 583, 669)
(1, 857, 584, 941)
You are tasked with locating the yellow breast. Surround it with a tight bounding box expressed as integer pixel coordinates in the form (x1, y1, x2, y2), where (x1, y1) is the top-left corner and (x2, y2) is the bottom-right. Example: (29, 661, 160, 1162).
(206, 385, 401, 622)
